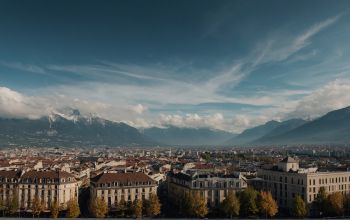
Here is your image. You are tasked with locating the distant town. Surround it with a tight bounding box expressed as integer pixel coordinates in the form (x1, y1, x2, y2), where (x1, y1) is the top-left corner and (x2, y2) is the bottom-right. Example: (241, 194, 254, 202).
(0, 145, 350, 218)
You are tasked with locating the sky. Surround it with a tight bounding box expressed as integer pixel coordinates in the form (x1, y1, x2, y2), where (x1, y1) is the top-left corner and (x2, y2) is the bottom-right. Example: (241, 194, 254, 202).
(1, 0, 350, 133)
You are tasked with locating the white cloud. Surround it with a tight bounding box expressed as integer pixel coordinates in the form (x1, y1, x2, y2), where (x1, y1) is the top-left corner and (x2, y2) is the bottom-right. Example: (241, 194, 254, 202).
(0, 61, 46, 74)
(251, 15, 341, 66)
(130, 104, 147, 115)
(287, 79, 350, 119)
(156, 113, 228, 131)
(294, 15, 341, 50)
(0, 86, 148, 126)
(0, 87, 49, 119)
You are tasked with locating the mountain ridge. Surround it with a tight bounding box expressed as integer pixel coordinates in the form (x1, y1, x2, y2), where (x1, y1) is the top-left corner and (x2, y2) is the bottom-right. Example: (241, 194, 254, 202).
(143, 126, 235, 146)
(0, 113, 155, 147)
(1, 106, 350, 147)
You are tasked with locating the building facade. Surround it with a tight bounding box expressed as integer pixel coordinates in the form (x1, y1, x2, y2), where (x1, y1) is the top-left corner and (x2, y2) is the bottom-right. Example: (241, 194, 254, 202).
(167, 171, 247, 208)
(257, 157, 350, 211)
(0, 170, 79, 212)
(90, 172, 157, 210)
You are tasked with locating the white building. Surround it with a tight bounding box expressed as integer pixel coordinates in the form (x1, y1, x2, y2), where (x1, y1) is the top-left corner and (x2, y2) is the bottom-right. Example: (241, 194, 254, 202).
(0, 170, 79, 212)
(258, 156, 350, 211)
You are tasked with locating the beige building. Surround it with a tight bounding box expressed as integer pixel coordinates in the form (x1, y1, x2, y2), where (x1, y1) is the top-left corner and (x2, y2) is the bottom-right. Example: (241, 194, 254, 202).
(90, 172, 157, 209)
(0, 170, 79, 212)
(167, 171, 247, 208)
(19, 170, 79, 210)
(257, 157, 350, 211)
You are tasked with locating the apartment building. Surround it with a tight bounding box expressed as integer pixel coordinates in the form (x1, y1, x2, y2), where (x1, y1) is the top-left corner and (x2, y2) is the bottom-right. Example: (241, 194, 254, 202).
(0, 170, 79, 212)
(90, 172, 157, 209)
(167, 171, 247, 207)
(257, 157, 350, 211)
(0, 170, 21, 203)
(19, 170, 79, 210)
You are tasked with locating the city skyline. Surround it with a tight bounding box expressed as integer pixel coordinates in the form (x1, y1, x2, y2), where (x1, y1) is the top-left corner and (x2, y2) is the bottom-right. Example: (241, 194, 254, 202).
(1, 0, 350, 132)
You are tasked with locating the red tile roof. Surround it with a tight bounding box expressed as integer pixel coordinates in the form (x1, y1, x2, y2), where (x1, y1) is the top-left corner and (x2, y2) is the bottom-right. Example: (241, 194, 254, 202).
(91, 172, 155, 185)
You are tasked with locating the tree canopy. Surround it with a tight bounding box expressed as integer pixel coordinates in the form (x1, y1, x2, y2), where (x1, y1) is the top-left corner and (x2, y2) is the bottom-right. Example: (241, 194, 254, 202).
(292, 195, 307, 218)
(221, 191, 240, 218)
(258, 191, 278, 218)
(91, 197, 108, 218)
(66, 198, 80, 218)
(239, 187, 259, 217)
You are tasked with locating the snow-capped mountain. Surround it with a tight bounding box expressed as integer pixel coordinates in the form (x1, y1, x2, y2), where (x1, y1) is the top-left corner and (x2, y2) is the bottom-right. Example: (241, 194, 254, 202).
(0, 110, 155, 147)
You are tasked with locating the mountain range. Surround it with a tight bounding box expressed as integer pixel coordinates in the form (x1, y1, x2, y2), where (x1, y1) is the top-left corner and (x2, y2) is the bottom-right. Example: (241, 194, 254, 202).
(0, 110, 154, 147)
(142, 126, 234, 146)
(0, 106, 350, 147)
(252, 106, 350, 145)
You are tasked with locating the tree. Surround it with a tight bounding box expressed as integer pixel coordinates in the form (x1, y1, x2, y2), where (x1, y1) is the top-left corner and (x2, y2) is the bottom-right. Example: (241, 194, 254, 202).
(292, 195, 307, 218)
(258, 191, 278, 218)
(31, 195, 44, 217)
(182, 191, 207, 218)
(314, 187, 328, 216)
(7, 192, 19, 216)
(145, 193, 161, 217)
(183, 192, 194, 216)
(239, 187, 259, 217)
(191, 191, 208, 218)
(126, 201, 134, 217)
(132, 199, 143, 218)
(66, 198, 80, 218)
(344, 193, 350, 216)
(0, 191, 6, 217)
(328, 192, 344, 216)
(91, 197, 108, 218)
(116, 197, 127, 217)
(51, 201, 60, 218)
(221, 191, 240, 218)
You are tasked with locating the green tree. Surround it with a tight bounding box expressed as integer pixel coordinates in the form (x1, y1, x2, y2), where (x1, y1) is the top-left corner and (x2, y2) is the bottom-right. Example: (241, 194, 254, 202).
(183, 192, 195, 216)
(314, 187, 328, 216)
(328, 192, 344, 216)
(239, 187, 259, 217)
(7, 192, 19, 216)
(344, 193, 350, 216)
(31, 195, 44, 217)
(126, 201, 134, 217)
(51, 201, 60, 218)
(292, 195, 307, 218)
(66, 198, 80, 218)
(221, 191, 240, 218)
(0, 191, 6, 217)
(116, 197, 127, 217)
(145, 193, 161, 217)
(258, 191, 278, 218)
(182, 191, 208, 218)
(91, 197, 108, 218)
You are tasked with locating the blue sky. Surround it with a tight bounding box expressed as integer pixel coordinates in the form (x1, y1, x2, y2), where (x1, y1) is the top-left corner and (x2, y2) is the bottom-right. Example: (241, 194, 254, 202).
(1, 0, 350, 132)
